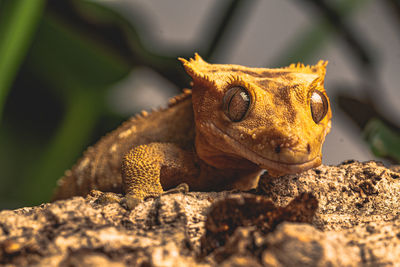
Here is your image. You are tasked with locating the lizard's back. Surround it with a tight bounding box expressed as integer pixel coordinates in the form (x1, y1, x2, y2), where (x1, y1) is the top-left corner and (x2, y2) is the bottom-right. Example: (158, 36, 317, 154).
(52, 92, 194, 200)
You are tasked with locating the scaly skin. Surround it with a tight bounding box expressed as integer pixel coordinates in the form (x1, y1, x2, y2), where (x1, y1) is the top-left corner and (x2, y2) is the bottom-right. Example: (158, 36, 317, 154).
(52, 54, 331, 203)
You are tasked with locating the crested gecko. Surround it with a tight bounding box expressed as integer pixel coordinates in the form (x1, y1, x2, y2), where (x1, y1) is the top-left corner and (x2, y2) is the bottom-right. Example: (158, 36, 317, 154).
(53, 54, 331, 206)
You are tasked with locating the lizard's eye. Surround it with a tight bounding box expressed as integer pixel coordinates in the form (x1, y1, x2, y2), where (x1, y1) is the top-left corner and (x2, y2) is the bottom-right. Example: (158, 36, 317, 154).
(310, 90, 328, 123)
(223, 86, 251, 122)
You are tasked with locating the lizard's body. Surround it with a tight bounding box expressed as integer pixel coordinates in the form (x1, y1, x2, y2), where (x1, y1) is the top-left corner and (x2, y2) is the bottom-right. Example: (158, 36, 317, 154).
(53, 54, 331, 203)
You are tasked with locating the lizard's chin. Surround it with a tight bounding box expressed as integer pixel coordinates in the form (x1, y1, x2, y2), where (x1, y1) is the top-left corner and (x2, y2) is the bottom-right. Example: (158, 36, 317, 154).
(203, 122, 322, 176)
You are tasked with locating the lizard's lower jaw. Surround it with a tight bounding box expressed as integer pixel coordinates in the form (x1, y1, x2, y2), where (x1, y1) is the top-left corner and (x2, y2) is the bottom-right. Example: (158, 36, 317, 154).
(231, 139, 322, 176)
(257, 156, 321, 176)
(203, 122, 322, 176)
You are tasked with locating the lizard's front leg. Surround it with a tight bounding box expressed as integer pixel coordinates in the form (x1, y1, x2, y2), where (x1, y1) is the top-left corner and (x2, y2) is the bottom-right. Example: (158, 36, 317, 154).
(121, 142, 198, 208)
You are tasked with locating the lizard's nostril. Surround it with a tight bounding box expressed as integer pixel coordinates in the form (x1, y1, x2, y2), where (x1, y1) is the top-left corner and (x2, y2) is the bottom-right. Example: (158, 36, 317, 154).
(275, 145, 281, 154)
(307, 143, 311, 154)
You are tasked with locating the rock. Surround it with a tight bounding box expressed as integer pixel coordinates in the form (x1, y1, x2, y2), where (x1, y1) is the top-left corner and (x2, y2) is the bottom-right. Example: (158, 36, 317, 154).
(200, 193, 318, 259)
(258, 160, 400, 230)
(0, 160, 399, 266)
(0, 191, 216, 266)
(261, 223, 360, 266)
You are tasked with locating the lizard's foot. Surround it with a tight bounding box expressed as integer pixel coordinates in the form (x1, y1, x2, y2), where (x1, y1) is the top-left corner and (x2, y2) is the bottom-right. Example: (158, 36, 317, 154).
(121, 195, 142, 210)
(122, 192, 162, 210)
(162, 183, 189, 195)
(96, 192, 122, 204)
(121, 184, 189, 210)
(141, 183, 189, 202)
(143, 183, 189, 200)
(90, 190, 123, 205)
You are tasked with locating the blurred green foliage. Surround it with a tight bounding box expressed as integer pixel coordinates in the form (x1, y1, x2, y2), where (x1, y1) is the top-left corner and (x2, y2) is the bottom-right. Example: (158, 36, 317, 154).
(0, 0, 398, 208)
(0, 0, 133, 207)
(0, 0, 46, 121)
(364, 118, 400, 163)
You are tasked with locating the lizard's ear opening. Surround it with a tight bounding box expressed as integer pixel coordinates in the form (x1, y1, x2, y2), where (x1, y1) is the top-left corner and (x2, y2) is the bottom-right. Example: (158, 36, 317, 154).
(178, 53, 216, 88)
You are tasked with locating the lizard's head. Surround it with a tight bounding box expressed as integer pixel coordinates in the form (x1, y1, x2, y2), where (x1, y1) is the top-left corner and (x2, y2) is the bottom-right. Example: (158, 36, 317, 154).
(179, 54, 331, 176)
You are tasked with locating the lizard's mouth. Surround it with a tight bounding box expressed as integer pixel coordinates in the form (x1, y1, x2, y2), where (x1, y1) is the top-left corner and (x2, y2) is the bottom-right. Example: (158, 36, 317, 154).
(205, 122, 321, 175)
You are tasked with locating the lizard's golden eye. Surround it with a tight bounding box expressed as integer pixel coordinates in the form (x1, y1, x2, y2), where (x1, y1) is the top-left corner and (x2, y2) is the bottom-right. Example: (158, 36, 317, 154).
(310, 90, 328, 123)
(223, 86, 251, 122)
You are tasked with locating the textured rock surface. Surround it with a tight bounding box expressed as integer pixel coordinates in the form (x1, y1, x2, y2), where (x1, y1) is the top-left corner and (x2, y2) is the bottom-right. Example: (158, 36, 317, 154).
(0, 161, 400, 266)
(259, 160, 400, 230)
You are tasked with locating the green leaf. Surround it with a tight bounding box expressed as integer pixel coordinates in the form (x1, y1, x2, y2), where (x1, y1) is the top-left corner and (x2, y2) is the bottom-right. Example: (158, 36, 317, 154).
(27, 13, 131, 91)
(0, 0, 46, 123)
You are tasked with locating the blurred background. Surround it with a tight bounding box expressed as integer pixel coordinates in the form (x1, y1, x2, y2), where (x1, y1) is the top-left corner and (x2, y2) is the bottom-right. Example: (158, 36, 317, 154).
(0, 0, 399, 209)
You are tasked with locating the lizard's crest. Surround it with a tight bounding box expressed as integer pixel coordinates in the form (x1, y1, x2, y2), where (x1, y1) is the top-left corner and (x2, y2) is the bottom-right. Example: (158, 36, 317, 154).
(284, 61, 328, 77)
(179, 53, 328, 90)
(179, 54, 331, 176)
(179, 53, 217, 88)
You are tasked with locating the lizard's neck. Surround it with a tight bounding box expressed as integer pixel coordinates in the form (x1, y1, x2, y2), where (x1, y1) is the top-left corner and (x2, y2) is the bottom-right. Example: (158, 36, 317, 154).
(194, 130, 260, 171)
